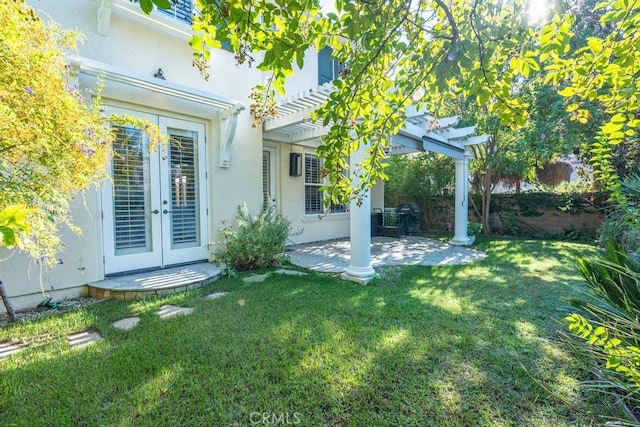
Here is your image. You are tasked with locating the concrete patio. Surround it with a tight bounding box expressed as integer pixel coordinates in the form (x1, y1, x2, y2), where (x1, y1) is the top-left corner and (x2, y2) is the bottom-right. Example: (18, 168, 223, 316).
(84, 236, 485, 299)
(287, 236, 487, 273)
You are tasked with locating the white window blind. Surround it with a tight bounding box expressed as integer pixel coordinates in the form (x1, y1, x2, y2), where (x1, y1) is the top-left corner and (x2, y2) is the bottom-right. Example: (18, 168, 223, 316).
(304, 153, 348, 215)
(112, 125, 151, 255)
(262, 150, 271, 211)
(158, 0, 194, 24)
(168, 130, 199, 248)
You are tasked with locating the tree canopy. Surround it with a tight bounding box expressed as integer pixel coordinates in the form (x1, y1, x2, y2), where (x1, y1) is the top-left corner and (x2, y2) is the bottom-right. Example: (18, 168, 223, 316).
(544, 0, 640, 199)
(0, 0, 164, 264)
(0, 0, 112, 262)
(129, 0, 640, 206)
(183, 0, 544, 204)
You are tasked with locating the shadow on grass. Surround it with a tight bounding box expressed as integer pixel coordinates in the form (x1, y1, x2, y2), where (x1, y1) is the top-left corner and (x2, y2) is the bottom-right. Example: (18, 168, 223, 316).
(0, 239, 619, 425)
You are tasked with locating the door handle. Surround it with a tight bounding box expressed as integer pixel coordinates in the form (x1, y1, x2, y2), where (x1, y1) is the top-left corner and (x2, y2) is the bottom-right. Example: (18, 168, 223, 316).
(151, 209, 159, 214)
(163, 209, 171, 214)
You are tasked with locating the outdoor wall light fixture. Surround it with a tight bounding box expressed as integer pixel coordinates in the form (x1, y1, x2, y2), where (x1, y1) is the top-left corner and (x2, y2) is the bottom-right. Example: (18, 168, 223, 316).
(154, 68, 166, 80)
(289, 153, 302, 177)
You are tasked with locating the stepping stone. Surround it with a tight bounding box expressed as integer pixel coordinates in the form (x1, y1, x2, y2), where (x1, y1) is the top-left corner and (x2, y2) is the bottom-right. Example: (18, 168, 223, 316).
(68, 330, 102, 349)
(112, 317, 140, 330)
(243, 274, 268, 283)
(0, 342, 25, 360)
(157, 305, 193, 319)
(204, 292, 228, 300)
(274, 269, 308, 276)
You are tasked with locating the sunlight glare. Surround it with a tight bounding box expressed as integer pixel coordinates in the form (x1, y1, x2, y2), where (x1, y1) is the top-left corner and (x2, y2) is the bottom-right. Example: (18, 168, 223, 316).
(527, 0, 548, 25)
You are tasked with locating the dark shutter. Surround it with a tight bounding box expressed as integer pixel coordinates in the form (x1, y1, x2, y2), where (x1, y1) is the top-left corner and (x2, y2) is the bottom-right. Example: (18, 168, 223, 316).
(318, 46, 334, 85)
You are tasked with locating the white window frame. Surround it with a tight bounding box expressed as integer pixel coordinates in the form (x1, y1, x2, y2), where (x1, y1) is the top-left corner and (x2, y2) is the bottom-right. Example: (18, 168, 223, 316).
(304, 152, 348, 216)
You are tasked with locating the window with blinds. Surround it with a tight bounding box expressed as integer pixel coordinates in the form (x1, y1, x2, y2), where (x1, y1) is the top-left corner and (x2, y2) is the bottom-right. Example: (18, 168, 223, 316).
(304, 154, 323, 214)
(112, 125, 152, 255)
(304, 153, 348, 215)
(262, 150, 271, 211)
(168, 130, 199, 249)
(158, 0, 194, 24)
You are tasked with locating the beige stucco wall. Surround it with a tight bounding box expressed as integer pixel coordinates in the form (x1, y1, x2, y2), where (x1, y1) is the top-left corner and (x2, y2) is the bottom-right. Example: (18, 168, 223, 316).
(2, 1, 370, 311)
(1, 0, 264, 311)
(268, 141, 351, 245)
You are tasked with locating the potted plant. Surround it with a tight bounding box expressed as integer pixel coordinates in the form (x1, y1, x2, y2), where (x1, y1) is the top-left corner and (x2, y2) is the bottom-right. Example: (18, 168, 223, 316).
(467, 221, 482, 244)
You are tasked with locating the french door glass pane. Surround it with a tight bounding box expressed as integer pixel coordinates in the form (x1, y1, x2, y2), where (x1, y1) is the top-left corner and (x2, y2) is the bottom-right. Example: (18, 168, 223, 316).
(168, 129, 200, 249)
(112, 126, 152, 255)
(262, 150, 271, 211)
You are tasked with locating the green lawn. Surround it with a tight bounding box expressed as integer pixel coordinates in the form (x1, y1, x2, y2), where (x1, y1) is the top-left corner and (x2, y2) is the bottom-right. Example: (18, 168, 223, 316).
(0, 238, 622, 426)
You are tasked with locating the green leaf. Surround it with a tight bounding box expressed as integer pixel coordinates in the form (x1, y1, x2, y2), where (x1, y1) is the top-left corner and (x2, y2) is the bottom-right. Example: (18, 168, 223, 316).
(602, 122, 624, 134)
(558, 87, 576, 97)
(611, 113, 627, 124)
(152, 0, 172, 10)
(0, 226, 17, 247)
(587, 37, 603, 53)
(140, 0, 154, 14)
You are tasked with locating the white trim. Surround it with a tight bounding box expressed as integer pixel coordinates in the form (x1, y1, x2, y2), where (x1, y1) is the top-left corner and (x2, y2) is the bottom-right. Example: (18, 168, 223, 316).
(77, 56, 243, 113)
(98, 0, 114, 37)
(75, 56, 246, 168)
(111, 0, 193, 40)
(301, 213, 349, 223)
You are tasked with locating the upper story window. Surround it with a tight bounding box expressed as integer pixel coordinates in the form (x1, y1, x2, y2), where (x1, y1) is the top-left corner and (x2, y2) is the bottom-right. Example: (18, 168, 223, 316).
(318, 47, 348, 85)
(155, 0, 231, 50)
(158, 0, 195, 25)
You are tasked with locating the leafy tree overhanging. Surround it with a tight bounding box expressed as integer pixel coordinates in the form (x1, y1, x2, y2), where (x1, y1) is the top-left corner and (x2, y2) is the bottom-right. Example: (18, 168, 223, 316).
(188, 0, 541, 206)
(136, 0, 637, 205)
(0, 0, 165, 265)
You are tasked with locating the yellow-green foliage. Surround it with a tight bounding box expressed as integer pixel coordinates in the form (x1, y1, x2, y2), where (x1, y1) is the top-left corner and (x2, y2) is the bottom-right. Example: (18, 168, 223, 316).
(0, 1, 166, 265)
(567, 313, 640, 387)
(0, 205, 32, 247)
(542, 0, 640, 198)
(0, 0, 113, 264)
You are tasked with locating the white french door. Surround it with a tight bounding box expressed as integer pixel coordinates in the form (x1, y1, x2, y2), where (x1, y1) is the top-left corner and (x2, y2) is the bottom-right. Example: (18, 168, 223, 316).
(102, 108, 208, 275)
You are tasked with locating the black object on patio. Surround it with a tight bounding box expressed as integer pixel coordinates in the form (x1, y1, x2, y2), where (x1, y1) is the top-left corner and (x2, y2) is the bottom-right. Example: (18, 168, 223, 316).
(372, 203, 421, 238)
(397, 202, 422, 234)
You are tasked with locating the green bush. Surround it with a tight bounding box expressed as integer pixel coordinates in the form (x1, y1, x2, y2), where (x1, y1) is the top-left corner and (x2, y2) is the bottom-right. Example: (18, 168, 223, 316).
(467, 221, 482, 236)
(599, 172, 640, 254)
(565, 241, 640, 423)
(384, 153, 454, 229)
(218, 205, 296, 272)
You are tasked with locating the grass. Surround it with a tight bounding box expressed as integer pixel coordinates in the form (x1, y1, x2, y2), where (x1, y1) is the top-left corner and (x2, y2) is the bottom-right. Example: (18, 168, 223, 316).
(0, 238, 623, 426)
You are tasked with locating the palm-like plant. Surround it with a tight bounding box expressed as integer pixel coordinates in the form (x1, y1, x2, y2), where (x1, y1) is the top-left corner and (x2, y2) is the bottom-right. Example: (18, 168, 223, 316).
(599, 172, 640, 253)
(565, 241, 640, 423)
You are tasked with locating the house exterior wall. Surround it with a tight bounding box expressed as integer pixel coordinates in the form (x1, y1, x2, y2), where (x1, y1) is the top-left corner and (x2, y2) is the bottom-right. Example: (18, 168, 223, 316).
(1, 0, 355, 311)
(272, 143, 351, 245)
(265, 50, 356, 245)
(1, 0, 262, 310)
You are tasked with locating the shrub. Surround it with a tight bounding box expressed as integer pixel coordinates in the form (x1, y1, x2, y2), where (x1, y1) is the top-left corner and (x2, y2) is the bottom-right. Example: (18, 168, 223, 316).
(599, 172, 640, 254)
(384, 153, 454, 229)
(565, 241, 640, 423)
(467, 221, 482, 236)
(218, 205, 296, 272)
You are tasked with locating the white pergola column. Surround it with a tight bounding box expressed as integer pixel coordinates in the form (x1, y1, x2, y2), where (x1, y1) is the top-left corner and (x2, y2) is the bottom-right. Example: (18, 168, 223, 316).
(341, 142, 377, 284)
(450, 151, 472, 246)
